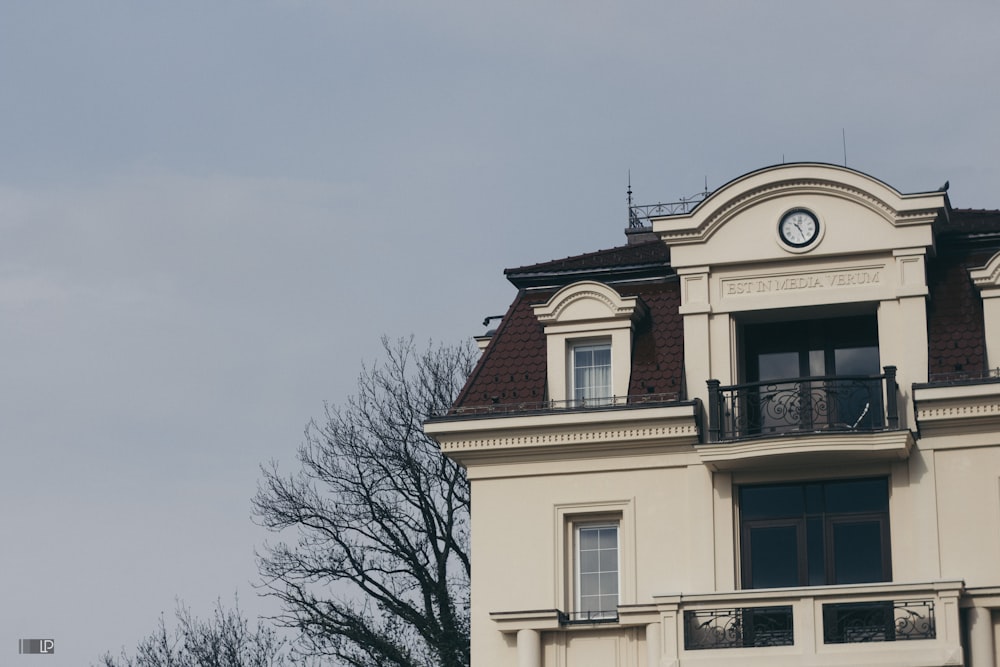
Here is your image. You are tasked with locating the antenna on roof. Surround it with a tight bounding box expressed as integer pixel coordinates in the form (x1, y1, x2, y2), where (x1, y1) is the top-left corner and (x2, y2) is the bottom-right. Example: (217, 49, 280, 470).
(842, 128, 848, 166)
(627, 170, 643, 228)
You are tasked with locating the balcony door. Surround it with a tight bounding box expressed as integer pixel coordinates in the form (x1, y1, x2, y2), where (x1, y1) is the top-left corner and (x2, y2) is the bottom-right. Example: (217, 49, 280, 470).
(743, 315, 881, 433)
(740, 478, 891, 589)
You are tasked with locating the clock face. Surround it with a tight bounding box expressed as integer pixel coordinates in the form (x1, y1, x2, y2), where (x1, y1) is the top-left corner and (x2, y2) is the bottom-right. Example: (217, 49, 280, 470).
(779, 209, 820, 248)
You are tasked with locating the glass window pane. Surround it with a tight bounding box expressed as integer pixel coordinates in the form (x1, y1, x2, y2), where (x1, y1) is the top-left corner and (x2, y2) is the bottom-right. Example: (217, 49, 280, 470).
(758, 352, 799, 381)
(580, 573, 599, 595)
(834, 346, 879, 375)
(741, 485, 803, 520)
(600, 549, 618, 572)
(579, 528, 599, 550)
(832, 521, 885, 584)
(600, 572, 618, 595)
(749, 524, 801, 588)
(573, 343, 612, 403)
(825, 479, 888, 513)
(580, 550, 599, 573)
(599, 594, 618, 612)
(598, 527, 618, 550)
(809, 349, 826, 376)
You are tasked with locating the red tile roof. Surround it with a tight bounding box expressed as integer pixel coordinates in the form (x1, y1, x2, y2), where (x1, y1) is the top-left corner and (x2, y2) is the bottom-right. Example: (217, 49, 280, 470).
(926, 209, 1000, 377)
(453, 289, 551, 409)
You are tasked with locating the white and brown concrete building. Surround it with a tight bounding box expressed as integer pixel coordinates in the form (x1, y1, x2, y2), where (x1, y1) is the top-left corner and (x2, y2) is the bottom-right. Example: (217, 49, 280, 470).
(426, 163, 1000, 667)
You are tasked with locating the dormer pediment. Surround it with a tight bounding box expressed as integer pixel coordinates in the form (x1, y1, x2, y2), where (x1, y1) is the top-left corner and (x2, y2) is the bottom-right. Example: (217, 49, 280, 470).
(533, 280, 645, 329)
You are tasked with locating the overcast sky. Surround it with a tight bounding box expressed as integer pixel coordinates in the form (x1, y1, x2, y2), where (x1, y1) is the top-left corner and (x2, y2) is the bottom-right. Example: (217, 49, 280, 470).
(2, 1, 999, 664)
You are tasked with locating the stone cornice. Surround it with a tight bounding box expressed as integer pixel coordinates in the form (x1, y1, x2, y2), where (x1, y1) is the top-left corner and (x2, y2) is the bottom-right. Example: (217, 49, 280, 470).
(426, 403, 700, 468)
(915, 381, 1000, 437)
(969, 250, 1000, 291)
(695, 430, 914, 471)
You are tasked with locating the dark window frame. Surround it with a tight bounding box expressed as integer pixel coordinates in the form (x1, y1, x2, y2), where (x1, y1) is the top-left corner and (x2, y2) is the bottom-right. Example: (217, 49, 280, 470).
(739, 479, 892, 590)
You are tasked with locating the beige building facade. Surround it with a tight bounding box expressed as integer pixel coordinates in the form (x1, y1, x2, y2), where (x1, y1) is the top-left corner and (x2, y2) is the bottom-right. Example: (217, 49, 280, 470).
(426, 164, 1000, 666)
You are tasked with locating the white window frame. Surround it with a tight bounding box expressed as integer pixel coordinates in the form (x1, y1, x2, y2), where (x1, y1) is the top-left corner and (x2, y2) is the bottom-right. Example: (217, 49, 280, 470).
(554, 500, 634, 620)
(575, 522, 620, 619)
(571, 340, 612, 407)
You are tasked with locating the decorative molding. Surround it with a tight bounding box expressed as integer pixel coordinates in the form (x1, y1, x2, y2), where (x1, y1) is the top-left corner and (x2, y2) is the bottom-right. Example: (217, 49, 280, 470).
(651, 165, 945, 246)
(658, 179, 900, 243)
(914, 382, 1000, 437)
(969, 250, 1000, 290)
(695, 430, 914, 471)
(533, 280, 644, 325)
(439, 424, 699, 452)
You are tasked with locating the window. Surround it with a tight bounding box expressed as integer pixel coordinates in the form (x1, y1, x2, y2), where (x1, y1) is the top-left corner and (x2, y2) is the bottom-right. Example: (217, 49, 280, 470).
(743, 315, 882, 433)
(555, 501, 632, 621)
(740, 478, 891, 589)
(576, 523, 618, 619)
(572, 342, 612, 406)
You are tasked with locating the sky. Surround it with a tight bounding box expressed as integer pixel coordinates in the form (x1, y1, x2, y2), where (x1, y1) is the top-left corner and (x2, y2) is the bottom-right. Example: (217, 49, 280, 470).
(1, 1, 999, 664)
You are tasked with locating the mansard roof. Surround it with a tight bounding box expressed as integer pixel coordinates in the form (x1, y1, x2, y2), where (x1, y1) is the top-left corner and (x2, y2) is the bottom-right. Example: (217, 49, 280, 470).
(452, 199, 1000, 412)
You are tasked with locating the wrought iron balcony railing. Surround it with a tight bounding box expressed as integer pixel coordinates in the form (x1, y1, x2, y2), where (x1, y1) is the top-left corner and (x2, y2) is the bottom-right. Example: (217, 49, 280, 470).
(684, 605, 794, 650)
(823, 599, 936, 644)
(706, 366, 898, 442)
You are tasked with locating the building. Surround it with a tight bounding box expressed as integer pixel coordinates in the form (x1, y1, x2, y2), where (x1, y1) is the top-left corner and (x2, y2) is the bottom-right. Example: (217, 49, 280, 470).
(425, 163, 1000, 667)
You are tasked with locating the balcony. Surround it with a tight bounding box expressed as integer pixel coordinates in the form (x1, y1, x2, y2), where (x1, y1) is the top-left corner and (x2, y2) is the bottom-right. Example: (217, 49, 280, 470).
(618, 580, 964, 667)
(706, 366, 899, 442)
(494, 582, 964, 667)
(695, 367, 911, 470)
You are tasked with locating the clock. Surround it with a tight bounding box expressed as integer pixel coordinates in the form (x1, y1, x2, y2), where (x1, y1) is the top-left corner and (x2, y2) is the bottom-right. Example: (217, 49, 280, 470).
(778, 209, 820, 248)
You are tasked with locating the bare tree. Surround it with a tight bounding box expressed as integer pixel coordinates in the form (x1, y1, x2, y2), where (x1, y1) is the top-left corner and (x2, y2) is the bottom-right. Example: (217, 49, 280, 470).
(96, 597, 287, 667)
(253, 337, 476, 667)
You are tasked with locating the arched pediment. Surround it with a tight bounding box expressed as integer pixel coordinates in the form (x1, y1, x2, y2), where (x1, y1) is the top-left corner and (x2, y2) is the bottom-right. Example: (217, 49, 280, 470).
(652, 163, 946, 246)
(533, 280, 644, 325)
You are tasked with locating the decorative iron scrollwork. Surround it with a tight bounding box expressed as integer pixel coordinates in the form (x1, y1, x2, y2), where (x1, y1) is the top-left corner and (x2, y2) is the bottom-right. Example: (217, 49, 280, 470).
(823, 600, 935, 644)
(684, 606, 794, 650)
(707, 370, 898, 442)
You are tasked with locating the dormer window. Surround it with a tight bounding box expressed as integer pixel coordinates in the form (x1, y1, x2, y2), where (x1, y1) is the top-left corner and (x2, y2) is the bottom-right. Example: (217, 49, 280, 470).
(532, 281, 647, 406)
(572, 341, 612, 406)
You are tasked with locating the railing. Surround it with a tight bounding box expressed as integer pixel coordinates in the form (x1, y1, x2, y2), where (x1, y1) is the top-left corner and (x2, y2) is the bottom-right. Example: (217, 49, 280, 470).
(629, 190, 710, 227)
(649, 581, 962, 666)
(706, 366, 898, 442)
(628, 191, 710, 229)
(558, 610, 619, 625)
(684, 605, 794, 650)
(823, 599, 935, 644)
(431, 392, 683, 419)
(924, 367, 1000, 386)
